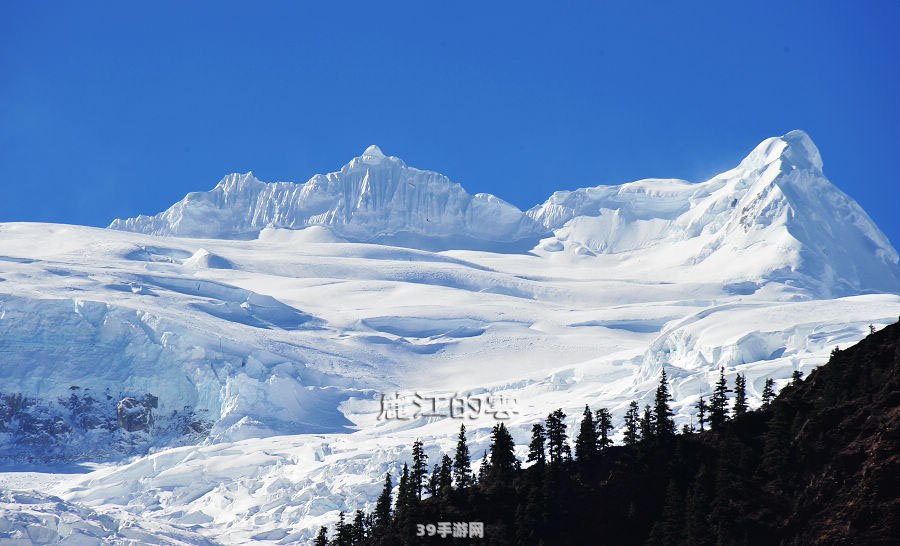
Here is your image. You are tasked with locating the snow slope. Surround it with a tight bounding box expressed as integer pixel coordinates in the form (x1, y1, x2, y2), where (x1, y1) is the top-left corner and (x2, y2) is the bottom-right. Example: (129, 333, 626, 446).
(1, 131, 898, 543)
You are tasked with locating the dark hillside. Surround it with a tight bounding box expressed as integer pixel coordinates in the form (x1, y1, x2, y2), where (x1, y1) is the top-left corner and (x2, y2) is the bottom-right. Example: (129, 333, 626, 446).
(322, 322, 900, 545)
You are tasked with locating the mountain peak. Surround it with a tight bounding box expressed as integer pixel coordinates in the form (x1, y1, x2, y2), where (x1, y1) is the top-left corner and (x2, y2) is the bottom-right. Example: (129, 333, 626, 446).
(109, 145, 546, 249)
(362, 144, 386, 159)
(739, 129, 823, 174)
(779, 129, 823, 172)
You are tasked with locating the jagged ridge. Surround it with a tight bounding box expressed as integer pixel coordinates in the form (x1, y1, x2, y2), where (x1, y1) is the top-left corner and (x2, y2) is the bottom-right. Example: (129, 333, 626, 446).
(110, 145, 546, 251)
(110, 131, 899, 295)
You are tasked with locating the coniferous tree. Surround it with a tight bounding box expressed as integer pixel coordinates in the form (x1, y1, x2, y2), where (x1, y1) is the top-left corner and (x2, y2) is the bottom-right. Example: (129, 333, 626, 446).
(623, 400, 640, 446)
(710, 367, 730, 429)
(791, 370, 804, 385)
(695, 396, 707, 432)
(488, 422, 519, 483)
(477, 450, 490, 484)
(425, 463, 440, 498)
(453, 424, 472, 488)
(638, 404, 655, 442)
(527, 423, 546, 466)
(761, 378, 776, 407)
(574, 405, 597, 461)
(411, 439, 428, 500)
(545, 409, 570, 463)
(396, 464, 408, 504)
(438, 454, 453, 493)
(733, 373, 748, 418)
(594, 407, 614, 450)
(654, 369, 676, 438)
(334, 511, 352, 546)
(395, 464, 411, 521)
(401, 464, 417, 516)
(351, 509, 366, 544)
(313, 526, 329, 546)
(373, 472, 392, 532)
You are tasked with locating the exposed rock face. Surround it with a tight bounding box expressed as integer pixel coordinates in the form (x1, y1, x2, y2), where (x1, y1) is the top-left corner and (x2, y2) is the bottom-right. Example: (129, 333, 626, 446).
(116, 395, 157, 433)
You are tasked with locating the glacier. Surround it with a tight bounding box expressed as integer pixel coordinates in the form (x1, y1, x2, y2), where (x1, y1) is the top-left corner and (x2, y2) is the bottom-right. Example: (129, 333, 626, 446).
(1, 130, 898, 543)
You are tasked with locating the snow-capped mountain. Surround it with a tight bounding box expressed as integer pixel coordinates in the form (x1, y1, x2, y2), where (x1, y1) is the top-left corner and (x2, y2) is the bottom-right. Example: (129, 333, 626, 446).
(528, 130, 899, 296)
(2, 131, 899, 543)
(112, 132, 900, 295)
(110, 145, 546, 251)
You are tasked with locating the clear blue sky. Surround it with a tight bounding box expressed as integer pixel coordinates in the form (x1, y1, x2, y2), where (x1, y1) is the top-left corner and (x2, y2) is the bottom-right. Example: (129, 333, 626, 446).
(2, 2, 899, 246)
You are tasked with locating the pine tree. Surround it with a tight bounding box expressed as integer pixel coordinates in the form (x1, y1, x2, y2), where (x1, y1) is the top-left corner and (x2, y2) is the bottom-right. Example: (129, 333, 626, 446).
(438, 454, 453, 493)
(488, 422, 519, 483)
(334, 511, 352, 546)
(373, 472, 392, 532)
(710, 367, 730, 429)
(411, 439, 428, 500)
(527, 423, 546, 466)
(638, 404, 655, 442)
(545, 409, 570, 463)
(791, 370, 803, 385)
(695, 396, 707, 432)
(392, 468, 417, 542)
(351, 509, 366, 543)
(313, 526, 329, 546)
(453, 424, 472, 488)
(733, 373, 748, 418)
(761, 378, 776, 407)
(401, 463, 417, 517)
(654, 369, 676, 438)
(623, 401, 640, 446)
(396, 464, 410, 520)
(477, 450, 490, 484)
(574, 405, 597, 461)
(594, 407, 614, 450)
(426, 463, 440, 498)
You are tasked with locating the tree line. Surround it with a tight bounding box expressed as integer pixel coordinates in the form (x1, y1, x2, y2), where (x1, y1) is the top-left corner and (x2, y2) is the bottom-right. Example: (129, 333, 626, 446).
(314, 367, 803, 545)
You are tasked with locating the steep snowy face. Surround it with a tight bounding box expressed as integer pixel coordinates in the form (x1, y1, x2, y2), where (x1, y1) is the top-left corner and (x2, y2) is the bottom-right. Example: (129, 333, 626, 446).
(530, 130, 900, 295)
(110, 147, 547, 250)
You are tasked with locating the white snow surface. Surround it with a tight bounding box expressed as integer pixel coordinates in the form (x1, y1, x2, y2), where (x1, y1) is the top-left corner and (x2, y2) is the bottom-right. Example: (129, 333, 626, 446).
(528, 131, 899, 295)
(1, 130, 898, 543)
(109, 147, 546, 251)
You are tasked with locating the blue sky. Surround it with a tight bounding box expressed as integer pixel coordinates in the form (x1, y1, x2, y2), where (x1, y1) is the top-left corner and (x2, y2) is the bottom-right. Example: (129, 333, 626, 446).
(2, 2, 899, 246)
